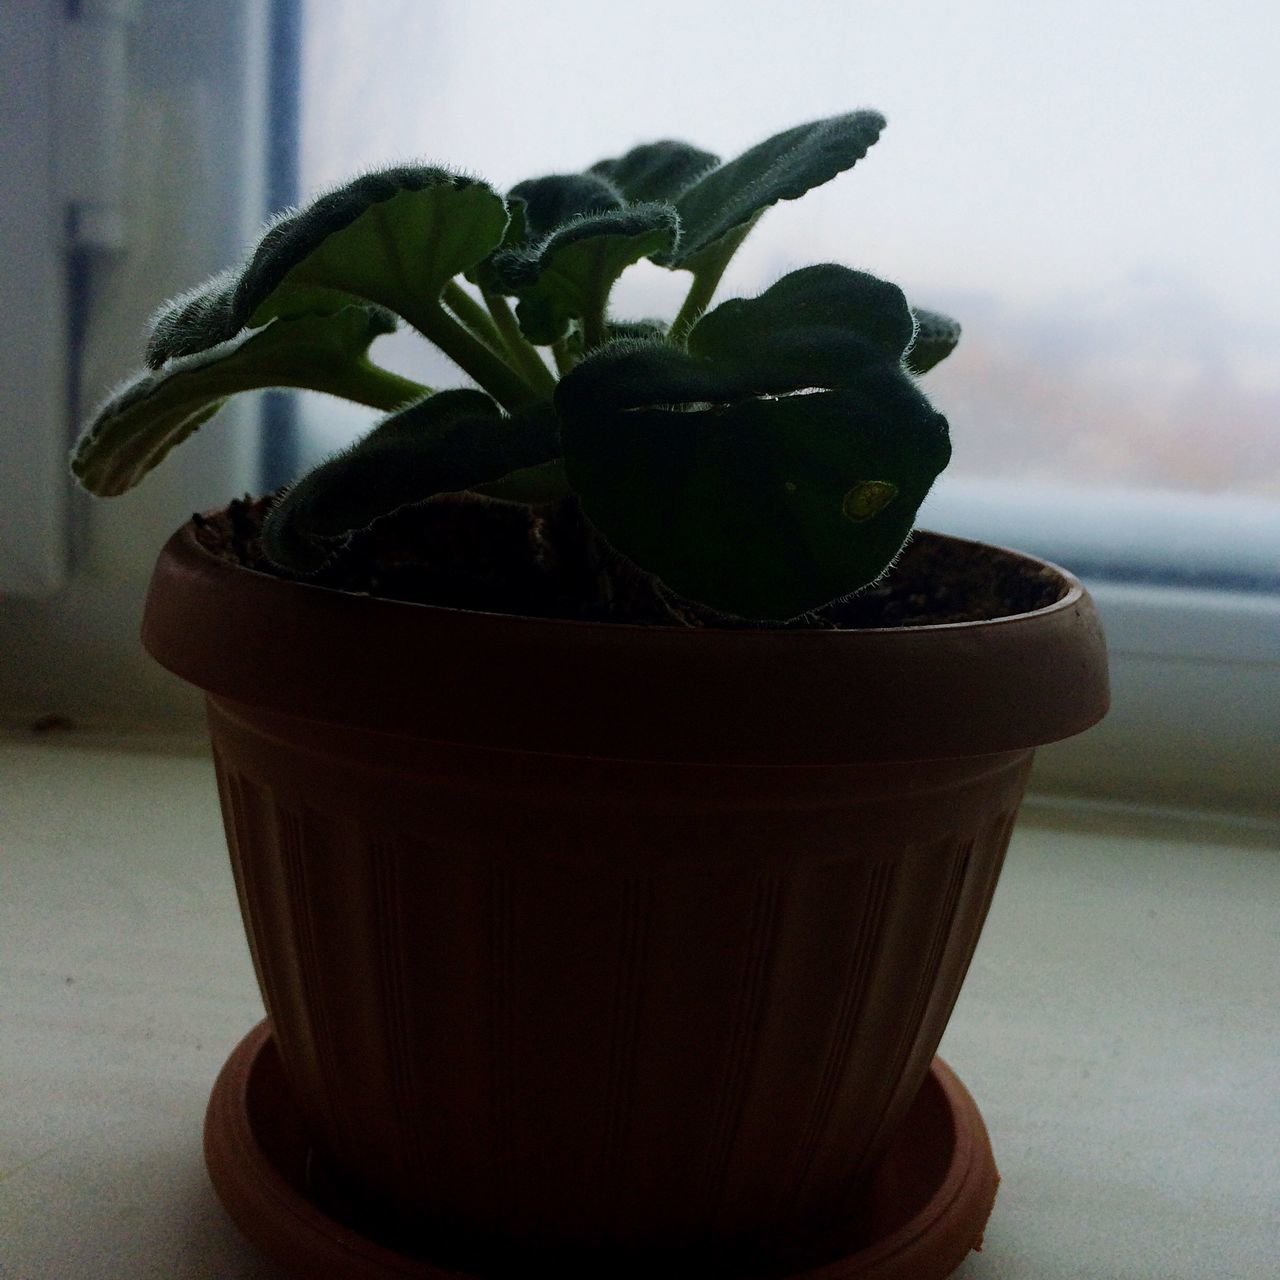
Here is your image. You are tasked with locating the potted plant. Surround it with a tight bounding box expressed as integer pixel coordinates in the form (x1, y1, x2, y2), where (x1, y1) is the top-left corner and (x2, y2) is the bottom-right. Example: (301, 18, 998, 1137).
(73, 110, 1108, 1279)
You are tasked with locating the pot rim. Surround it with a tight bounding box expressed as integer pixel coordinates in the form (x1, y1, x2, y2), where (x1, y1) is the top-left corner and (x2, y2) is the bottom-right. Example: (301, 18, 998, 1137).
(143, 518, 1109, 764)
(187, 521, 1090, 636)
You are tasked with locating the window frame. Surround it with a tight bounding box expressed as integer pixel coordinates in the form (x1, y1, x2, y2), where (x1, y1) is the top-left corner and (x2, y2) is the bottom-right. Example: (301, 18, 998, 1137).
(0, 0, 70, 596)
(918, 477, 1280, 815)
(0, 3, 1275, 820)
(0, 0, 275, 725)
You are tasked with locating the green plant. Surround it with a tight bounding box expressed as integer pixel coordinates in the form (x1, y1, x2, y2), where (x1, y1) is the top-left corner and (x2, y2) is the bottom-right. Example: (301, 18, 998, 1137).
(72, 111, 959, 621)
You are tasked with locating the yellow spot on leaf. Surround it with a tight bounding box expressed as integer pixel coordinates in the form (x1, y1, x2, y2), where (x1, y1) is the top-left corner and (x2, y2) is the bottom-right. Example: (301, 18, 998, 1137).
(842, 480, 898, 522)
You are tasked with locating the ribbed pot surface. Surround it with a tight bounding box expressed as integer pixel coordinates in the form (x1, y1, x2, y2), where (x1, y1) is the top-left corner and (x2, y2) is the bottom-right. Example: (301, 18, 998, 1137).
(209, 698, 1030, 1272)
(142, 522, 1108, 1273)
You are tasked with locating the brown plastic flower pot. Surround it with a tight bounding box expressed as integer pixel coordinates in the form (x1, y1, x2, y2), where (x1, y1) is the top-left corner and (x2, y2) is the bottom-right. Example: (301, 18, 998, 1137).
(143, 521, 1107, 1276)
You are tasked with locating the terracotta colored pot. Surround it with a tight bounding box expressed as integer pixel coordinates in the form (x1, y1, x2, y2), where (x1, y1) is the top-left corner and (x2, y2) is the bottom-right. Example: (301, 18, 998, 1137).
(144, 522, 1107, 1275)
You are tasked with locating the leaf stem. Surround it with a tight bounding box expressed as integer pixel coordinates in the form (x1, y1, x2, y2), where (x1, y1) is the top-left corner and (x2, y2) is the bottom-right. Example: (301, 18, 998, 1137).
(342, 361, 430, 410)
(482, 291, 558, 396)
(551, 338, 575, 376)
(404, 301, 538, 413)
(581, 283, 610, 352)
(669, 267, 724, 346)
(442, 280, 508, 354)
(582, 310, 607, 351)
(202, 358, 426, 411)
(668, 218, 759, 344)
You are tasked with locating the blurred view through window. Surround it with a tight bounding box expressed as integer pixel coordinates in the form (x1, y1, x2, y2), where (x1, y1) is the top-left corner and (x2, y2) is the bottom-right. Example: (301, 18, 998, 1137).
(294, 0, 1279, 581)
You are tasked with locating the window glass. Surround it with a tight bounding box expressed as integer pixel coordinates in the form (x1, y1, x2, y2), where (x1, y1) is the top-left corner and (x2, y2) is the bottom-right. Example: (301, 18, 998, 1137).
(297, 0, 1279, 569)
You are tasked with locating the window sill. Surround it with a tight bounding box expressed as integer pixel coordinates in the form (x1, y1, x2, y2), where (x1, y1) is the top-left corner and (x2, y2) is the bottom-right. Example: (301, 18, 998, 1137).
(1029, 579, 1280, 819)
(2, 735, 1275, 1278)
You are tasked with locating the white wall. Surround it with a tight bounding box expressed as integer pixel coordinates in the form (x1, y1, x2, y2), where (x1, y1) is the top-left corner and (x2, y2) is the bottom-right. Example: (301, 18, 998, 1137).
(0, 2, 269, 729)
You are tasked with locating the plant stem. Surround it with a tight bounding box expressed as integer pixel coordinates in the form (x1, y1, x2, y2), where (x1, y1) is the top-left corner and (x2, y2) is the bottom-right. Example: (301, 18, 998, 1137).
(404, 300, 538, 413)
(668, 219, 759, 345)
(551, 338, 575, 376)
(579, 267, 612, 353)
(581, 307, 607, 352)
(341, 362, 429, 410)
(442, 280, 508, 354)
(482, 291, 558, 396)
(669, 267, 723, 346)
(210, 361, 427, 412)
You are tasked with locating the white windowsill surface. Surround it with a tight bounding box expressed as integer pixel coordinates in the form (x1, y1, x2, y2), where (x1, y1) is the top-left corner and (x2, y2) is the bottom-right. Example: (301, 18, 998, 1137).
(2, 734, 1277, 1279)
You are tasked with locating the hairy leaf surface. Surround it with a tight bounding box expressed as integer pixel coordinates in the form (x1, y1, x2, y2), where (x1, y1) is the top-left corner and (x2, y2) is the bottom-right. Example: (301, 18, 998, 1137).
(589, 140, 719, 203)
(146, 269, 239, 368)
(238, 168, 509, 329)
(145, 168, 509, 366)
(73, 307, 404, 497)
(491, 204, 680, 345)
(688, 265, 917, 376)
(261, 390, 561, 572)
(505, 173, 622, 242)
(465, 198, 528, 296)
(555, 269, 950, 618)
(661, 112, 885, 267)
(905, 308, 962, 374)
(564, 317, 669, 358)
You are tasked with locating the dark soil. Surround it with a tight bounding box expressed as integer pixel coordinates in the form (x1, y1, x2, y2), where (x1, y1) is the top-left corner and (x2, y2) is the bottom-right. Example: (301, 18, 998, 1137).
(192, 492, 1066, 630)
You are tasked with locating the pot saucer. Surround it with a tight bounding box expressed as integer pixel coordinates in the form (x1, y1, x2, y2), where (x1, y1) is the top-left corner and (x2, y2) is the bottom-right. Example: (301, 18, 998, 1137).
(205, 1021, 998, 1279)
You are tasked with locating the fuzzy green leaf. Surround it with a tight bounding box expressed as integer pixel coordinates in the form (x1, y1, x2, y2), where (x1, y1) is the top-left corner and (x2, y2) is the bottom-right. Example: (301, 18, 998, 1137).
(568, 268, 915, 409)
(662, 112, 885, 268)
(690, 265, 915, 371)
(505, 173, 622, 242)
(905, 308, 962, 374)
(555, 283, 950, 619)
(144, 168, 509, 368)
(561, 386, 946, 620)
(239, 168, 509, 329)
(491, 204, 680, 346)
(589, 141, 719, 202)
(261, 390, 561, 572)
(72, 307, 410, 497)
(146, 269, 239, 368)
(564, 317, 668, 358)
(465, 198, 528, 295)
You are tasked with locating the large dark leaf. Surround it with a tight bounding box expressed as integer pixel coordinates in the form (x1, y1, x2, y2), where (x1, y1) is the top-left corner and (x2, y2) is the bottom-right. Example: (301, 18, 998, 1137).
(261, 390, 561, 572)
(905, 308, 962, 374)
(688, 265, 917, 377)
(555, 268, 950, 619)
